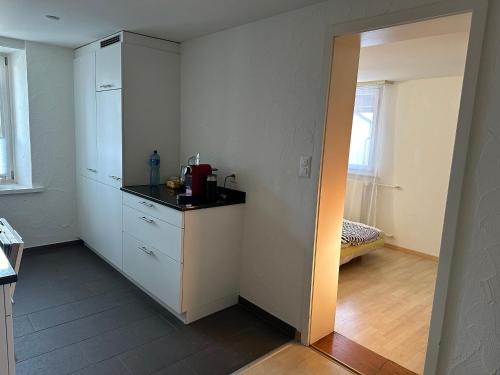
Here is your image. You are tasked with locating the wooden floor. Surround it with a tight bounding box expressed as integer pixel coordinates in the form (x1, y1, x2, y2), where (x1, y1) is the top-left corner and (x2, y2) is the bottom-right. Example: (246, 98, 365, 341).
(313, 332, 416, 375)
(237, 343, 354, 375)
(334, 248, 437, 374)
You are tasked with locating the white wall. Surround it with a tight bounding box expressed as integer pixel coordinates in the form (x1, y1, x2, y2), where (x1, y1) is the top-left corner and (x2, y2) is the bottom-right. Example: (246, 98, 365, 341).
(180, 0, 500, 373)
(181, 3, 329, 330)
(345, 77, 463, 257)
(0, 41, 77, 247)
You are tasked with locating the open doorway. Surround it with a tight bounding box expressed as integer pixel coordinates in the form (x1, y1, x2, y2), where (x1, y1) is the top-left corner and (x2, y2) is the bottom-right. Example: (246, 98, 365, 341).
(307, 7, 484, 375)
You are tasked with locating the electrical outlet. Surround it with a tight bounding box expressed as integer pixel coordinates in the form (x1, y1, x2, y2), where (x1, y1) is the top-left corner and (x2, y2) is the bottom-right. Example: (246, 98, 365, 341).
(299, 156, 311, 178)
(230, 172, 237, 183)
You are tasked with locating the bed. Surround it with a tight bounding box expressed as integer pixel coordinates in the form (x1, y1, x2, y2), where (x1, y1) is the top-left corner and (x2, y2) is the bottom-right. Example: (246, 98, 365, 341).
(340, 219, 384, 265)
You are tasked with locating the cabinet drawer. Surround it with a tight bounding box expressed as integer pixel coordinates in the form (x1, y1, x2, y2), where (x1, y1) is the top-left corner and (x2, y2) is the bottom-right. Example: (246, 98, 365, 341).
(123, 205, 183, 262)
(123, 192, 183, 228)
(123, 233, 182, 313)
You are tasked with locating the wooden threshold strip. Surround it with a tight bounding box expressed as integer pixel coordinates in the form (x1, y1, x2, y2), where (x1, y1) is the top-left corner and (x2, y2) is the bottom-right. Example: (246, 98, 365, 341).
(311, 332, 417, 375)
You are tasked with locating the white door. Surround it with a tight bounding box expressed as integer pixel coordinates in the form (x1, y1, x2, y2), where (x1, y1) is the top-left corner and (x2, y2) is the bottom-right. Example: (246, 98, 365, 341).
(76, 175, 99, 250)
(74, 52, 98, 178)
(96, 43, 122, 91)
(95, 182, 123, 270)
(96, 90, 123, 188)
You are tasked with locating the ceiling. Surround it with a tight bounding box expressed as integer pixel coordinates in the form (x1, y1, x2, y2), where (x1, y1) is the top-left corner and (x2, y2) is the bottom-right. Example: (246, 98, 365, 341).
(358, 14, 471, 82)
(0, 0, 324, 48)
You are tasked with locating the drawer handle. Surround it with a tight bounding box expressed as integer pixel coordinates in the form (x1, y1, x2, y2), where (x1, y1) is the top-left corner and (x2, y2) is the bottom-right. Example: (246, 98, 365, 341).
(139, 201, 154, 208)
(138, 246, 153, 255)
(109, 175, 122, 181)
(87, 168, 97, 173)
(139, 216, 154, 224)
(100, 84, 113, 88)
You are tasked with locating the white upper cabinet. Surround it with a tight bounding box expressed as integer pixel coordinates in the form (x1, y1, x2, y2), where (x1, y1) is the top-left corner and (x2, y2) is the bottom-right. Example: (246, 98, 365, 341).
(74, 52, 97, 178)
(96, 42, 122, 91)
(96, 90, 123, 188)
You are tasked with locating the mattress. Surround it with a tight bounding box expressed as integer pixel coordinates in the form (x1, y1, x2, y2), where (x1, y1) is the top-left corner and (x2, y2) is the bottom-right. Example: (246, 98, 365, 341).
(342, 219, 382, 246)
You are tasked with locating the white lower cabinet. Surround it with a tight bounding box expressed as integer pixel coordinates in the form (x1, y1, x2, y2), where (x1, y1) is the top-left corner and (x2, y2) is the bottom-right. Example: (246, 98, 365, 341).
(123, 233, 182, 313)
(123, 205, 183, 262)
(80, 187, 244, 323)
(121, 191, 244, 323)
(77, 175, 123, 270)
(95, 182, 123, 269)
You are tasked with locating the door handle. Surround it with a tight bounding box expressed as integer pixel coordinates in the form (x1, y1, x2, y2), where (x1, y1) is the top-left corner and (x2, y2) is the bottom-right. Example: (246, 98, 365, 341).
(99, 84, 113, 88)
(87, 168, 97, 173)
(138, 246, 153, 255)
(109, 175, 121, 181)
(139, 216, 154, 224)
(139, 201, 154, 208)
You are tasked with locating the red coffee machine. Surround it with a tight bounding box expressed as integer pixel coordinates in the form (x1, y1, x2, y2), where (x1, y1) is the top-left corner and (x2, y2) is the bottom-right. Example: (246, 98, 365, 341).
(190, 164, 212, 197)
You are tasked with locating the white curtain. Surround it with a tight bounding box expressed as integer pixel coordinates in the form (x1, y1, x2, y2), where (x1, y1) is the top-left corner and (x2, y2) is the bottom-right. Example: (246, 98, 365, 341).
(344, 83, 387, 228)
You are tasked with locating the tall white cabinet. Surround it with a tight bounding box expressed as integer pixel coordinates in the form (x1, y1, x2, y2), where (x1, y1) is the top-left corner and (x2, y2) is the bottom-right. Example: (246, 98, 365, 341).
(74, 32, 180, 270)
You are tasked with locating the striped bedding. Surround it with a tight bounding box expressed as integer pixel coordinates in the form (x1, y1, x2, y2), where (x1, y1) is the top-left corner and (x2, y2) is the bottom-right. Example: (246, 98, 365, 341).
(341, 219, 383, 247)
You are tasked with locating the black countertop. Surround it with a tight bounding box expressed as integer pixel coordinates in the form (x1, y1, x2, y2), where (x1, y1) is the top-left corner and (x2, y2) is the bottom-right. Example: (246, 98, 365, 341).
(0, 249, 17, 286)
(121, 185, 246, 211)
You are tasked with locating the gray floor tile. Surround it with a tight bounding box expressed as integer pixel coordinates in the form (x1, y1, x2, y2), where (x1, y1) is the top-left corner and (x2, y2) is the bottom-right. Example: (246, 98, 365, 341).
(14, 244, 289, 375)
(13, 316, 35, 338)
(183, 343, 248, 375)
(78, 315, 175, 363)
(152, 360, 197, 375)
(16, 344, 91, 375)
(71, 357, 132, 375)
(27, 288, 143, 332)
(15, 300, 159, 361)
(118, 329, 212, 375)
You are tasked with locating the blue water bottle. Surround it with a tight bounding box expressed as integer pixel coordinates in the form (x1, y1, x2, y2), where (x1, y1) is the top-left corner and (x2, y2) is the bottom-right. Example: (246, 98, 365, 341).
(149, 150, 160, 186)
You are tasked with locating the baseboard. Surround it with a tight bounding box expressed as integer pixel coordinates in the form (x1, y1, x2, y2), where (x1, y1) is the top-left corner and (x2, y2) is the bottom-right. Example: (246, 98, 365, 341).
(385, 243, 438, 261)
(238, 296, 297, 339)
(24, 239, 84, 255)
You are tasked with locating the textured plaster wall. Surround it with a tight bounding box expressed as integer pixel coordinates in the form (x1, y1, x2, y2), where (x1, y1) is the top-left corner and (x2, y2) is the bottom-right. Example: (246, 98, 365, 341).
(181, 0, 500, 373)
(0, 41, 77, 247)
(438, 0, 500, 373)
(181, 3, 329, 331)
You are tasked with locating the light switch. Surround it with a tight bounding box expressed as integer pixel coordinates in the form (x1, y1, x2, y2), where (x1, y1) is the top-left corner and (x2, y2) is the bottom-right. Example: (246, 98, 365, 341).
(299, 156, 311, 178)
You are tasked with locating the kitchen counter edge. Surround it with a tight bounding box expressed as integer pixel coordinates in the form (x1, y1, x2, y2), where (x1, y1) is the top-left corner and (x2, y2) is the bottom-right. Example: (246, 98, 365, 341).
(120, 185, 246, 211)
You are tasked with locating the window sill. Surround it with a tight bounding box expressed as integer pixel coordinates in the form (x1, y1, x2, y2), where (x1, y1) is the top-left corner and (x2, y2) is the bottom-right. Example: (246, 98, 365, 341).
(0, 184, 45, 195)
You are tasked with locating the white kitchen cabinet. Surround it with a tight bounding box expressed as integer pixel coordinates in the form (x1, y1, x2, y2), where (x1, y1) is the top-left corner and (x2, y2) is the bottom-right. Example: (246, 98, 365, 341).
(96, 90, 123, 188)
(74, 52, 97, 178)
(76, 175, 99, 251)
(121, 191, 244, 323)
(95, 182, 123, 269)
(77, 175, 123, 270)
(123, 233, 182, 312)
(123, 205, 183, 262)
(96, 42, 122, 91)
(75, 32, 180, 186)
(122, 192, 184, 228)
(74, 32, 180, 271)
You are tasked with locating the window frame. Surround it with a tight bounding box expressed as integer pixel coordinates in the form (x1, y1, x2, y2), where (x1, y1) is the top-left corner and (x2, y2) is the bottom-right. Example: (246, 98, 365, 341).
(347, 84, 383, 176)
(0, 53, 15, 183)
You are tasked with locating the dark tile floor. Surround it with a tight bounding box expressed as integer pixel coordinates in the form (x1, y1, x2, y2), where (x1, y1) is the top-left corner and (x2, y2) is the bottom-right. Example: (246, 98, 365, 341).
(13, 245, 290, 375)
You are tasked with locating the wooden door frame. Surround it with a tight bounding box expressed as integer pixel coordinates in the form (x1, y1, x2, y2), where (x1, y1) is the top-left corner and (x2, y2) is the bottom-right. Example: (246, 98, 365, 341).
(302, 1, 488, 375)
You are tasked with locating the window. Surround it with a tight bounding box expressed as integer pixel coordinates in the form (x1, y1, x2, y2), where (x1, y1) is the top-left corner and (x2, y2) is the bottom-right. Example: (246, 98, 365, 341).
(0, 55, 14, 183)
(348, 85, 382, 175)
